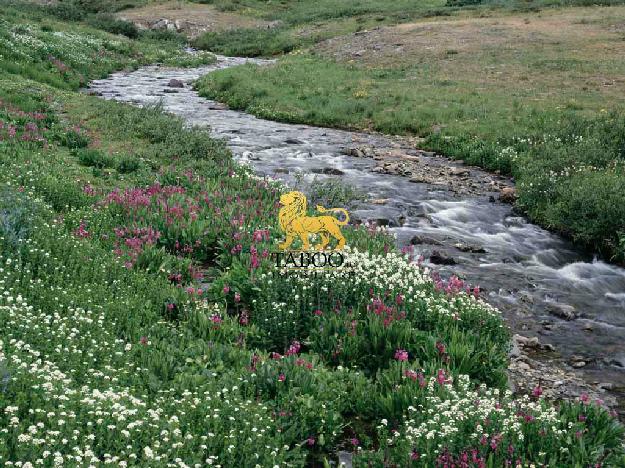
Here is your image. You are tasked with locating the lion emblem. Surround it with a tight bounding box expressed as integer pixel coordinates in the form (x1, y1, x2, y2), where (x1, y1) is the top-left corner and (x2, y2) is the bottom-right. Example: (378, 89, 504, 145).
(278, 191, 349, 251)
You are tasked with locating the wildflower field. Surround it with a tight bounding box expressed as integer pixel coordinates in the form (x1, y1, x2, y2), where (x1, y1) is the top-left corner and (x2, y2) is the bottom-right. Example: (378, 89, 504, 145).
(0, 1, 624, 467)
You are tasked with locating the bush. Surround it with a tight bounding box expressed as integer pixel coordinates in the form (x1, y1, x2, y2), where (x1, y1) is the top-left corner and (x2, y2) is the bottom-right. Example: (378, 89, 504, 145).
(193, 27, 300, 57)
(446, 0, 483, 6)
(49, 2, 87, 21)
(87, 13, 139, 38)
(74, 148, 115, 168)
(0, 188, 40, 249)
(140, 28, 186, 44)
(116, 155, 141, 173)
(57, 128, 90, 149)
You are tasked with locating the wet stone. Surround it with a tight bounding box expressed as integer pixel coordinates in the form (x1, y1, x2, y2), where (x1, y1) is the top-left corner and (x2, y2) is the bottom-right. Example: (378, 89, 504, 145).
(499, 187, 517, 203)
(546, 303, 577, 321)
(410, 235, 443, 246)
(454, 243, 486, 253)
(370, 198, 389, 205)
(450, 167, 470, 176)
(310, 167, 345, 176)
(168, 79, 184, 88)
(430, 250, 457, 265)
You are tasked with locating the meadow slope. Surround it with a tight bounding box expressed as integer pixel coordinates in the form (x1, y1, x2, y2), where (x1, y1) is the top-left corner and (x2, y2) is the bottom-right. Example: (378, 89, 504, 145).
(0, 1, 624, 466)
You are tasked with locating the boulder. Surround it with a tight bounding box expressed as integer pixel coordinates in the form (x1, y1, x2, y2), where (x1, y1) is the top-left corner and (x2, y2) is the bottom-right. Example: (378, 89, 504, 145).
(499, 187, 517, 203)
(167, 79, 184, 88)
(410, 235, 443, 246)
(546, 303, 577, 321)
(429, 250, 456, 265)
(449, 167, 470, 176)
(243, 151, 260, 161)
(454, 242, 486, 253)
(151, 18, 170, 30)
(311, 167, 345, 176)
(370, 198, 389, 205)
(361, 147, 375, 158)
(374, 218, 390, 227)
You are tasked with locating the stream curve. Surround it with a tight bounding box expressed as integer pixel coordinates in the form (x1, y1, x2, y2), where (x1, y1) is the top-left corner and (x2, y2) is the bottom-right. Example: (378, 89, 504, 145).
(88, 55, 625, 415)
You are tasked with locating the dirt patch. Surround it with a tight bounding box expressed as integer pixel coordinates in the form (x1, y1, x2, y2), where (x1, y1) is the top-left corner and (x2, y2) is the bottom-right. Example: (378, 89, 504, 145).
(117, 1, 274, 38)
(315, 6, 625, 107)
(317, 7, 625, 66)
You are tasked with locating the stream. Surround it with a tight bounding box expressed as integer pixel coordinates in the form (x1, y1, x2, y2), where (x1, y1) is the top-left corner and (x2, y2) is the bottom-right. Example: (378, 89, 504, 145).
(88, 55, 625, 415)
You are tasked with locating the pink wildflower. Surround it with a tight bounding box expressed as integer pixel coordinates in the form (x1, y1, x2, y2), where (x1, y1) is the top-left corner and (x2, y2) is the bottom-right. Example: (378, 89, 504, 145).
(239, 310, 249, 325)
(436, 369, 449, 385)
(394, 349, 409, 362)
(285, 341, 301, 356)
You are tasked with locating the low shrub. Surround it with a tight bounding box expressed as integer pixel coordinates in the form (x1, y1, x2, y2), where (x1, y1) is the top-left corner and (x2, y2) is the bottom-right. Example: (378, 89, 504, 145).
(74, 148, 112, 168)
(116, 154, 141, 173)
(49, 2, 87, 21)
(139, 28, 186, 44)
(87, 13, 139, 38)
(193, 27, 301, 57)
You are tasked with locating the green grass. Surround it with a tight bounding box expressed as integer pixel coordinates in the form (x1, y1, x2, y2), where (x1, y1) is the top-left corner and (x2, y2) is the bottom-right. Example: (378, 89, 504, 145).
(0, 1, 214, 90)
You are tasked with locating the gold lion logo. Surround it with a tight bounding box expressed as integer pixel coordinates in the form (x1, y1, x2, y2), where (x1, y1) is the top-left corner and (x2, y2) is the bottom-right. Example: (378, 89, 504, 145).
(278, 191, 349, 251)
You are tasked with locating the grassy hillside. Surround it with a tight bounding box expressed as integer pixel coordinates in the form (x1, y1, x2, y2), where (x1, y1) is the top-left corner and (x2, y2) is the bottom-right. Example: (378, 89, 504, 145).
(193, 4, 625, 261)
(191, 0, 625, 56)
(0, 0, 215, 90)
(0, 1, 623, 466)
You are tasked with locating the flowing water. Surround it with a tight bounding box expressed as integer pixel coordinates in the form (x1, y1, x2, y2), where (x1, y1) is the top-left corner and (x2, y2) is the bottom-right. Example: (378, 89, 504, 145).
(89, 55, 625, 412)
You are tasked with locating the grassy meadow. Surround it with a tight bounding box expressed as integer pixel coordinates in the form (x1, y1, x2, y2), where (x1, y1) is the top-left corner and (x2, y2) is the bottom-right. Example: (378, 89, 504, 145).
(0, 0, 624, 466)
(194, 2, 625, 262)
